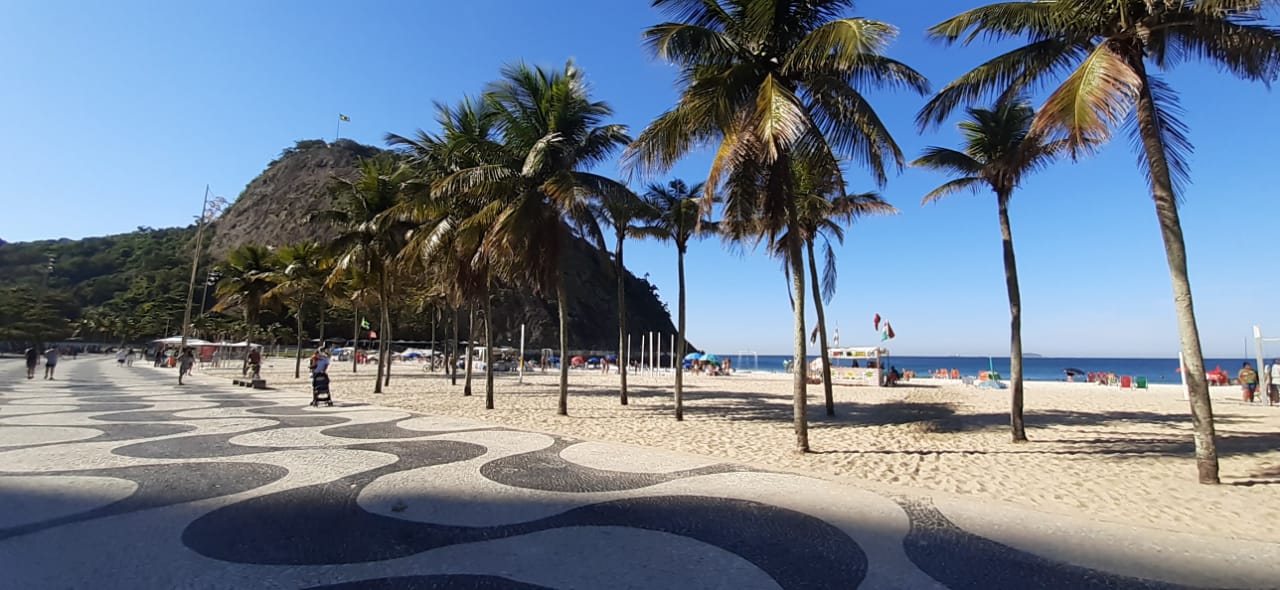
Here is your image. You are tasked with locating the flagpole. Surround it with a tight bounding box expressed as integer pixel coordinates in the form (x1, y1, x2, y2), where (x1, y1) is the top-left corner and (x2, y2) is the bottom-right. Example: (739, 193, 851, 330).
(336, 116, 341, 142)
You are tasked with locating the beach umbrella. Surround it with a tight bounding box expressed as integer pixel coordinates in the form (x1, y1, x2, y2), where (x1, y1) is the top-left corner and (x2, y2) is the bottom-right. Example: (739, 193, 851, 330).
(571, 356, 585, 364)
(703, 354, 720, 365)
(587, 356, 600, 363)
(684, 352, 703, 361)
(605, 355, 618, 362)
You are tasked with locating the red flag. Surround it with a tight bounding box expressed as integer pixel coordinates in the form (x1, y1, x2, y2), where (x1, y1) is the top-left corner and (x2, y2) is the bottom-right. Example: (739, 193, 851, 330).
(873, 313, 881, 331)
(886, 322, 895, 340)
(369, 330, 378, 339)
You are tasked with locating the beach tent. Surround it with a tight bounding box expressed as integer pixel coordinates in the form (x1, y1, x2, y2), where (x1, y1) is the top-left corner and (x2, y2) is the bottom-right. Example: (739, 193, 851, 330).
(152, 336, 213, 346)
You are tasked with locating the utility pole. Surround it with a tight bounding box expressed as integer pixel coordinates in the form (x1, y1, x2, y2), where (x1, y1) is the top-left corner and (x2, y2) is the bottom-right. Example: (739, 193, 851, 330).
(180, 188, 225, 350)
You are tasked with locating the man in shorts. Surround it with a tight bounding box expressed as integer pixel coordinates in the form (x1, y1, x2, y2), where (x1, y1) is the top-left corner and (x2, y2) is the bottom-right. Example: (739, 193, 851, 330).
(44, 347, 59, 380)
(1238, 362, 1258, 403)
(1269, 359, 1280, 405)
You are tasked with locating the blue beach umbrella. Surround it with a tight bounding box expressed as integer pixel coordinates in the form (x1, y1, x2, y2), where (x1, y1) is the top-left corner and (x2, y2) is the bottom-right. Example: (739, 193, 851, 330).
(703, 354, 721, 365)
(684, 352, 703, 361)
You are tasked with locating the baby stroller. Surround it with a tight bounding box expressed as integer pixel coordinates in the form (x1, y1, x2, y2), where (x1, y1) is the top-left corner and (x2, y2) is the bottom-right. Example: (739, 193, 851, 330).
(310, 372, 333, 407)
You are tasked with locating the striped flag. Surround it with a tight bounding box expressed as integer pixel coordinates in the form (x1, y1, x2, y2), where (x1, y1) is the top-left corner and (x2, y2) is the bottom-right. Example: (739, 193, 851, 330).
(880, 321, 895, 341)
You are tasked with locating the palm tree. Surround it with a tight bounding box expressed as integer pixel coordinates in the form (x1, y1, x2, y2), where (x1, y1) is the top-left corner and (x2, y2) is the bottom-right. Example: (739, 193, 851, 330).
(625, 0, 927, 451)
(773, 159, 896, 417)
(265, 242, 331, 379)
(593, 188, 655, 405)
(389, 96, 504, 409)
(320, 157, 415, 393)
(212, 244, 279, 348)
(636, 179, 715, 421)
(919, 1, 1280, 483)
(437, 61, 631, 416)
(913, 100, 1064, 442)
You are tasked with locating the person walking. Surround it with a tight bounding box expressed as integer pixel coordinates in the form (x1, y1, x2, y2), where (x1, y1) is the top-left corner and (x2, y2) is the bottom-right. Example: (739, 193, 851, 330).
(43, 347, 59, 380)
(116, 349, 128, 367)
(1239, 362, 1259, 403)
(126, 348, 135, 367)
(154, 348, 164, 368)
(177, 348, 195, 385)
(1268, 359, 1280, 406)
(24, 346, 39, 379)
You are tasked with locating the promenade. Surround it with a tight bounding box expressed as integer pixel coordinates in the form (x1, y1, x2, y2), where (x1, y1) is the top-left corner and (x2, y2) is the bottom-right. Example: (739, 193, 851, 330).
(1, 358, 1275, 589)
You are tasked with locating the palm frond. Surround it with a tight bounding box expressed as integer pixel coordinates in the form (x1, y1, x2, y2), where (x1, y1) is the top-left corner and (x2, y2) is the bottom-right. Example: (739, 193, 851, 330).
(820, 238, 838, 304)
(920, 177, 985, 204)
(1031, 42, 1140, 155)
(918, 39, 1088, 129)
(910, 147, 984, 176)
(784, 18, 896, 73)
(1165, 12, 1280, 83)
(928, 2, 1068, 45)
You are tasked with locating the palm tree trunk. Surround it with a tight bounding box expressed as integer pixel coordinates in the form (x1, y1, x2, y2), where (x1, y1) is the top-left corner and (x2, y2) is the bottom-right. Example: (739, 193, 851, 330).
(675, 246, 686, 421)
(373, 281, 386, 394)
(1132, 62, 1218, 483)
(788, 228, 810, 452)
(997, 194, 1028, 442)
(381, 302, 392, 387)
(294, 307, 304, 379)
(451, 308, 459, 386)
(352, 304, 359, 373)
(430, 309, 437, 373)
(463, 306, 475, 397)
(616, 233, 629, 406)
(484, 285, 495, 410)
(805, 240, 835, 417)
(557, 269, 570, 416)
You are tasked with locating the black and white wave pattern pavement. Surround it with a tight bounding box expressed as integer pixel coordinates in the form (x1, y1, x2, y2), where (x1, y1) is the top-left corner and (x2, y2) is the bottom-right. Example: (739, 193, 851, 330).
(0, 359, 1274, 589)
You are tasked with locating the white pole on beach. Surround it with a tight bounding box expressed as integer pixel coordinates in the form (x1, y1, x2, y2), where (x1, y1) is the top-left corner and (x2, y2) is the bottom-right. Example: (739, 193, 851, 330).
(1253, 326, 1265, 394)
(657, 332, 663, 374)
(651, 331, 656, 373)
(1179, 351, 1189, 401)
(639, 333, 646, 375)
(518, 324, 526, 384)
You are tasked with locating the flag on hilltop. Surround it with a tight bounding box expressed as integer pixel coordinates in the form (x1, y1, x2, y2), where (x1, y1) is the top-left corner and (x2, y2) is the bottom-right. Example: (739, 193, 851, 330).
(339, 114, 350, 122)
(873, 313, 881, 331)
(880, 321, 895, 342)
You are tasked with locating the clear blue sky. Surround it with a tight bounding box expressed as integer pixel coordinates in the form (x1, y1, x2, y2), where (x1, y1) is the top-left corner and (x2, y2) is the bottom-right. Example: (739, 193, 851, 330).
(4, 0, 1279, 358)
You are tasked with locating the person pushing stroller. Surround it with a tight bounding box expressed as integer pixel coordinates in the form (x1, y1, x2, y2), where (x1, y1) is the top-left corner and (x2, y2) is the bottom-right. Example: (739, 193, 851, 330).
(310, 348, 332, 407)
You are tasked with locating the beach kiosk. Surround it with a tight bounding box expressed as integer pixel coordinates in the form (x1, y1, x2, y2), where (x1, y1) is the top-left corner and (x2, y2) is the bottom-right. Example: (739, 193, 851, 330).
(824, 346, 890, 386)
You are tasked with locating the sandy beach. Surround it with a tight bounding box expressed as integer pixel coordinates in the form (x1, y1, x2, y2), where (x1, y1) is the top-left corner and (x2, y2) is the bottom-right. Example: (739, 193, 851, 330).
(211, 358, 1279, 541)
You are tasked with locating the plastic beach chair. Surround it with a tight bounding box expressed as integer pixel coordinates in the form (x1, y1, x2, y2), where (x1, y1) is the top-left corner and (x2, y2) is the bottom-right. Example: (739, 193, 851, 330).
(1136, 376, 1148, 390)
(1120, 375, 1133, 389)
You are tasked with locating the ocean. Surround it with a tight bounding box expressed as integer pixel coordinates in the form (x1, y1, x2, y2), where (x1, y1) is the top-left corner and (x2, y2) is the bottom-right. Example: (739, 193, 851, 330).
(719, 354, 1262, 384)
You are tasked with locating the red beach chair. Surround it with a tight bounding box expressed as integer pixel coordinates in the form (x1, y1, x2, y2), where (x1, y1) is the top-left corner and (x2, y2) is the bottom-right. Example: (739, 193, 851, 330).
(1120, 375, 1133, 389)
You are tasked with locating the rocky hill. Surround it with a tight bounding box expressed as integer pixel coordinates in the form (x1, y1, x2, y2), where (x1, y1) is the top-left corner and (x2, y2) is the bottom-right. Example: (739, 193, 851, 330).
(208, 139, 382, 259)
(207, 139, 682, 351)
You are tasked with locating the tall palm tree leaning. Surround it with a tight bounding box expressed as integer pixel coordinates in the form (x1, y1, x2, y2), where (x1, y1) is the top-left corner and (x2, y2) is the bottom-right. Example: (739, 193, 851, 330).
(212, 244, 279, 362)
(777, 159, 896, 417)
(635, 179, 715, 421)
(319, 157, 415, 394)
(913, 100, 1064, 443)
(919, 1, 1280, 483)
(438, 61, 631, 416)
(625, 0, 927, 451)
(593, 187, 655, 405)
(266, 241, 331, 379)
